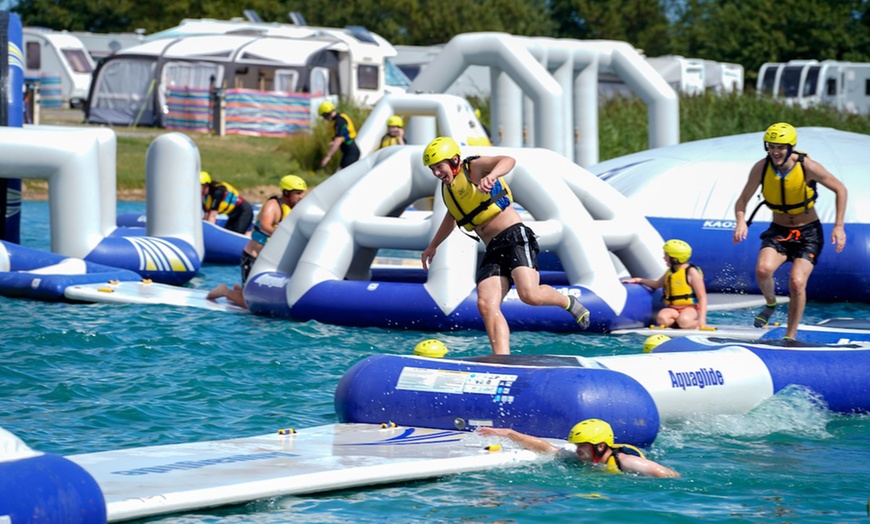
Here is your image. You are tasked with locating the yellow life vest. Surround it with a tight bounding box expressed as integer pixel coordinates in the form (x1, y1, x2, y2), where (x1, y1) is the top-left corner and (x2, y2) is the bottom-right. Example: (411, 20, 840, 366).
(761, 153, 817, 215)
(333, 113, 357, 141)
(664, 264, 701, 307)
(203, 181, 242, 215)
(601, 444, 646, 474)
(379, 134, 402, 149)
(441, 156, 513, 231)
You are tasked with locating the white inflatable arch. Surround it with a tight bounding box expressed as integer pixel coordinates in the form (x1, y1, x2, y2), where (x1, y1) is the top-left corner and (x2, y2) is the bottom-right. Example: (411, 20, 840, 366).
(409, 32, 680, 167)
(248, 145, 665, 321)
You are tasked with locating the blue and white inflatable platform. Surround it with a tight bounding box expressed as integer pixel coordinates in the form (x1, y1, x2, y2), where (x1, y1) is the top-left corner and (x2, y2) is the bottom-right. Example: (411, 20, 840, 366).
(0, 128, 206, 292)
(244, 141, 669, 333)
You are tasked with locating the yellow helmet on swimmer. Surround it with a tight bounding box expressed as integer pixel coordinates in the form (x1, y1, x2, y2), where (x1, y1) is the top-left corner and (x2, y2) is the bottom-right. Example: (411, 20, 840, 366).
(663, 239, 692, 264)
(423, 136, 461, 167)
(764, 122, 797, 148)
(387, 115, 404, 127)
(643, 334, 671, 353)
(413, 339, 448, 358)
(567, 419, 614, 447)
(280, 174, 307, 192)
(318, 100, 335, 116)
(200, 170, 212, 185)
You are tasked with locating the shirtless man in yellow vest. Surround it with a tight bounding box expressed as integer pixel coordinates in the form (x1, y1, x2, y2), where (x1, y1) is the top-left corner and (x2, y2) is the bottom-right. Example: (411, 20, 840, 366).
(733, 123, 848, 341)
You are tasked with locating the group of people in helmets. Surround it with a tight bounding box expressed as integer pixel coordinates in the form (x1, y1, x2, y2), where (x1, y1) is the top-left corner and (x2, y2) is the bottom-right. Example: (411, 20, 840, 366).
(420, 121, 847, 477)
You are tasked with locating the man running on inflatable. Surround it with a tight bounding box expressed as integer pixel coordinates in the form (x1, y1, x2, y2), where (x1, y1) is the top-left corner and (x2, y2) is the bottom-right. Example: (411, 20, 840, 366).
(421, 137, 590, 355)
(733, 122, 848, 341)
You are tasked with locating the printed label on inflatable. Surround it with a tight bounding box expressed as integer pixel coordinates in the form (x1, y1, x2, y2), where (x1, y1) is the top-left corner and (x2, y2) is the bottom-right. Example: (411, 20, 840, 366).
(396, 367, 517, 396)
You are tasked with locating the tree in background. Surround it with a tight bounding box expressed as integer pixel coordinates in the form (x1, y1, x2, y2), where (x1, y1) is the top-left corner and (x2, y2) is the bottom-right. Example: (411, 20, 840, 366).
(549, 0, 675, 56)
(670, 0, 870, 84)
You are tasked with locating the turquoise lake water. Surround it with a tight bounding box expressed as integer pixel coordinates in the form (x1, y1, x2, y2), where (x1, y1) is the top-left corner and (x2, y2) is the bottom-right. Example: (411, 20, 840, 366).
(3, 201, 869, 523)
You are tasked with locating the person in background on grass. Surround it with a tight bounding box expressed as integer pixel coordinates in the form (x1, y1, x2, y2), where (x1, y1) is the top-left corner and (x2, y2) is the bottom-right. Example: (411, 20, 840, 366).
(733, 122, 847, 341)
(420, 136, 590, 355)
(378, 115, 406, 149)
(318, 100, 360, 170)
(623, 239, 707, 330)
(207, 174, 307, 309)
(201, 170, 254, 234)
(478, 419, 679, 478)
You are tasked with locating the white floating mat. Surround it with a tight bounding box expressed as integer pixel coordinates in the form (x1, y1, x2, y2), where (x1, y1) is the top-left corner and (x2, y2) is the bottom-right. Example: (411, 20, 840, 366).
(609, 294, 788, 339)
(68, 423, 540, 522)
(63, 280, 247, 313)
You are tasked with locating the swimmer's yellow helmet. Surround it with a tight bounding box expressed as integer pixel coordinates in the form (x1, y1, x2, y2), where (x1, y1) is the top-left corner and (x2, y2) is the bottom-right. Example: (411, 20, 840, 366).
(643, 334, 671, 353)
(414, 339, 448, 358)
(387, 115, 404, 128)
(567, 419, 614, 447)
(280, 174, 307, 192)
(764, 122, 797, 147)
(200, 170, 212, 185)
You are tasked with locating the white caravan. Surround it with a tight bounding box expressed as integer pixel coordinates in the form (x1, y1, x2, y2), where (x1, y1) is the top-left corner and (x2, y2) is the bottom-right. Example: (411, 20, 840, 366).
(85, 19, 408, 127)
(23, 28, 95, 108)
(756, 59, 870, 115)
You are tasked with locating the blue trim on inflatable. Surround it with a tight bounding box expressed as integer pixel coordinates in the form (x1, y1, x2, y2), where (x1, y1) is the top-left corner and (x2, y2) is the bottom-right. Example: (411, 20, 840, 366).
(335, 354, 661, 447)
(245, 272, 656, 332)
(0, 453, 107, 523)
(647, 217, 870, 302)
(0, 241, 141, 300)
(92, 230, 200, 285)
(116, 212, 248, 265)
(653, 337, 870, 413)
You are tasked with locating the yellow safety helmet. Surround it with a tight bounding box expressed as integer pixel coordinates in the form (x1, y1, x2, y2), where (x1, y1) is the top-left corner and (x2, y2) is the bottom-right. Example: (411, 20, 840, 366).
(764, 122, 797, 147)
(643, 334, 671, 353)
(663, 239, 692, 264)
(280, 174, 307, 192)
(318, 100, 335, 116)
(567, 419, 614, 447)
(413, 339, 448, 358)
(387, 115, 404, 128)
(200, 170, 212, 185)
(422, 136, 461, 167)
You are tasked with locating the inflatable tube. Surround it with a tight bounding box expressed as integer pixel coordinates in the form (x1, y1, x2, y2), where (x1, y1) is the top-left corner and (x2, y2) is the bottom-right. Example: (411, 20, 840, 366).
(0, 241, 141, 301)
(0, 427, 106, 523)
(591, 128, 870, 302)
(335, 354, 661, 447)
(246, 144, 666, 333)
(652, 336, 870, 413)
(117, 212, 249, 265)
(0, 129, 203, 286)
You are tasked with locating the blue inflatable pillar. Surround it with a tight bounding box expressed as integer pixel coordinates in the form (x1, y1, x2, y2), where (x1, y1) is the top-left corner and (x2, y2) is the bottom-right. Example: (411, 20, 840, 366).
(0, 11, 23, 243)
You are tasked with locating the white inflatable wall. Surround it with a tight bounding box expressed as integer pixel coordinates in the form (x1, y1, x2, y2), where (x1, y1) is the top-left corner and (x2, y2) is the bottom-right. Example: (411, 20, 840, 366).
(0, 127, 203, 260)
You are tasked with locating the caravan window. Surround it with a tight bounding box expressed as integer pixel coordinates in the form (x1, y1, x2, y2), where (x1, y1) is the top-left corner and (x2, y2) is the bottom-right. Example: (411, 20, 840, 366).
(358, 64, 378, 90)
(760, 67, 777, 95)
(827, 78, 837, 96)
(62, 49, 94, 74)
(778, 66, 802, 97)
(803, 66, 820, 97)
(274, 70, 299, 92)
(162, 62, 223, 91)
(25, 42, 40, 70)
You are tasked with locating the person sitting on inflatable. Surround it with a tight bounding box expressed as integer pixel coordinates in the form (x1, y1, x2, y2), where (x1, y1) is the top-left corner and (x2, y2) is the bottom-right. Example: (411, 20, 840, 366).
(624, 239, 707, 330)
(420, 136, 590, 355)
(201, 170, 254, 234)
(478, 419, 679, 478)
(378, 115, 406, 149)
